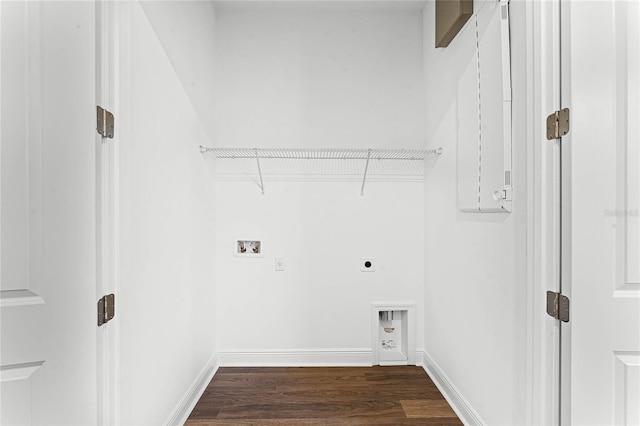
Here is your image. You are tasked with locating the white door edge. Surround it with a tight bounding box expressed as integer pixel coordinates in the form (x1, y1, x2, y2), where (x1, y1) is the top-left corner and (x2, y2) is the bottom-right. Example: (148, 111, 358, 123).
(527, 0, 562, 424)
(96, 1, 121, 424)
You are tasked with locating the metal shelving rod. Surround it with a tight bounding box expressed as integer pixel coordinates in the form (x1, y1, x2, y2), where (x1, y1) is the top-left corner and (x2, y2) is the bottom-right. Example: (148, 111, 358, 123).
(360, 149, 372, 196)
(255, 149, 265, 195)
(199, 147, 443, 195)
(200, 147, 438, 160)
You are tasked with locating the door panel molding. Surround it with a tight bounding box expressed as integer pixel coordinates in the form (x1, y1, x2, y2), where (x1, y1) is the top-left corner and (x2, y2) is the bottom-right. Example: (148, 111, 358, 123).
(1, 3, 47, 424)
(614, 351, 640, 425)
(0, 361, 44, 383)
(613, 0, 640, 295)
(0, 289, 44, 307)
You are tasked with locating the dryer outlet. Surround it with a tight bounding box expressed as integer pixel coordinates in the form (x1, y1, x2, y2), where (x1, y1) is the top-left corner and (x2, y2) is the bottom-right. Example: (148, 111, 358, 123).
(361, 258, 376, 272)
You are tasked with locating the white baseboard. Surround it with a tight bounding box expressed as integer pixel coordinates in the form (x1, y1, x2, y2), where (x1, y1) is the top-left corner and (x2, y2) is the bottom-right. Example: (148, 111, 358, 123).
(418, 350, 486, 426)
(217, 349, 373, 367)
(165, 353, 219, 426)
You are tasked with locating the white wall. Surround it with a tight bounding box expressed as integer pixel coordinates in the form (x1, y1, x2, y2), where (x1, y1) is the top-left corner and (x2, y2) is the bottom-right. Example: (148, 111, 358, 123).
(139, 1, 218, 143)
(213, 3, 425, 361)
(215, 181, 424, 360)
(422, 0, 529, 424)
(118, 3, 216, 424)
(213, 1, 426, 149)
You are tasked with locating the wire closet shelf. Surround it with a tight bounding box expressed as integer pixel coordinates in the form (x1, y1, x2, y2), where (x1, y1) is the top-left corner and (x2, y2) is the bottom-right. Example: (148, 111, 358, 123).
(200, 147, 443, 195)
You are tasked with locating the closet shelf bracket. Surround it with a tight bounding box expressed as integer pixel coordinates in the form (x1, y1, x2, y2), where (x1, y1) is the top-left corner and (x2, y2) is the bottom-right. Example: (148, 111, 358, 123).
(360, 149, 372, 196)
(255, 149, 265, 195)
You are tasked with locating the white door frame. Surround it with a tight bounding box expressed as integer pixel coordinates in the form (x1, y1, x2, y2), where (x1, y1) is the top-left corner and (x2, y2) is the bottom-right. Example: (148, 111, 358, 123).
(526, 0, 563, 424)
(558, 2, 571, 423)
(96, 0, 120, 424)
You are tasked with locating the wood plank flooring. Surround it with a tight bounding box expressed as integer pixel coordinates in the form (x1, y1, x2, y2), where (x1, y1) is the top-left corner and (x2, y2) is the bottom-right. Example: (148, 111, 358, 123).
(186, 366, 462, 425)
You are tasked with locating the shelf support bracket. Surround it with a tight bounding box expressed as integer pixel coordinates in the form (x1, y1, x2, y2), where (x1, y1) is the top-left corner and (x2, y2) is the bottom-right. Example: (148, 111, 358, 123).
(255, 149, 265, 195)
(360, 149, 372, 196)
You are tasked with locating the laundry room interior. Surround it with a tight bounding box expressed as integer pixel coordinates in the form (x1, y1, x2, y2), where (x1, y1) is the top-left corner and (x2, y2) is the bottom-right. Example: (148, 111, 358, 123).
(116, 0, 528, 423)
(114, 0, 529, 423)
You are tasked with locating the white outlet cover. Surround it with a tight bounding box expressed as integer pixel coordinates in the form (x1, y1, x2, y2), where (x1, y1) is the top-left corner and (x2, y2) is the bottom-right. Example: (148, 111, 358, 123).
(361, 257, 375, 272)
(275, 257, 285, 271)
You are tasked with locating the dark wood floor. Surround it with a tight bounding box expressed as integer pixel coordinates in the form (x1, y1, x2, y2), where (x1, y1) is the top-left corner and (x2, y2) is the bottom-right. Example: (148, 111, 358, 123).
(186, 366, 462, 425)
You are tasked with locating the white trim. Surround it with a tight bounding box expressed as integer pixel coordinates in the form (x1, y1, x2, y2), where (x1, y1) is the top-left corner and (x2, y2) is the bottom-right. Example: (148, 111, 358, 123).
(414, 348, 426, 366)
(96, 1, 123, 424)
(165, 354, 219, 426)
(419, 350, 486, 426)
(0, 289, 45, 308)
(0, 361, 45, 383)
(217, 349, 373, 367)
(526, 0, 562, 424)
(0, 0, 2, 307)
(559, 1, 572, 424)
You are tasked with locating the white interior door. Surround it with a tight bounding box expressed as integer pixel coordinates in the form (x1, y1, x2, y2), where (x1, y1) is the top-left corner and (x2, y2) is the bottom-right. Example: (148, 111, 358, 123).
(0, 1, 99, 424)
(561, 0, 640, 424)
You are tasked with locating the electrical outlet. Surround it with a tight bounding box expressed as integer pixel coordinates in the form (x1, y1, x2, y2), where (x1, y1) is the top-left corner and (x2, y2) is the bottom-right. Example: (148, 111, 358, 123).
(361, 257, 375, 272)
(275, 257, 285, 271)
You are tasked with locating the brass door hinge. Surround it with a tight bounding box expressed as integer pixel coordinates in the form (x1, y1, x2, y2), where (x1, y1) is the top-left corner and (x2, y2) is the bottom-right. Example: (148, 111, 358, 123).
(97, 294, 115, 326)
(96, 106, 115, 138)
(546, 108, 570, 140)
(546, 291, 570, 322)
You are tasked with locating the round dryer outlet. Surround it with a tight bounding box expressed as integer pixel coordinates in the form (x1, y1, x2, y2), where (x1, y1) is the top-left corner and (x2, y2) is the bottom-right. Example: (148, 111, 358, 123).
(361, 257, 375, 272)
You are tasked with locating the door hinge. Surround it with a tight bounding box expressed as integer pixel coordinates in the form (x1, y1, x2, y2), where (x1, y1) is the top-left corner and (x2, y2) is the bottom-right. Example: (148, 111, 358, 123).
(546, 291, 570, 322)
(546, 108, 570, 140)
(97, 293, 115, 326)
(96, 106, 115, 138)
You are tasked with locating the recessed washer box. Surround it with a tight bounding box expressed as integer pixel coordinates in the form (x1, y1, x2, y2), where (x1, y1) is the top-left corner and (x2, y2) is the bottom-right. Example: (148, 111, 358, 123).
(371, 303, 416, 366)
(234, 240, 263, 257)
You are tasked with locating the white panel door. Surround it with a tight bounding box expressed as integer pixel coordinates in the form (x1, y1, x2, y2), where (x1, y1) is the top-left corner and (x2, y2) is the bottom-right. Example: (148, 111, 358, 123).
(561, 0, 640, 424)
(1, 1, 98, 424)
